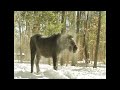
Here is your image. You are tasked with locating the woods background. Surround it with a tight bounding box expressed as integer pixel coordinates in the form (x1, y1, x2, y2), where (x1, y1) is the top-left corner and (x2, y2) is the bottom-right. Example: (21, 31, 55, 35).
(14, 11, 106, 67)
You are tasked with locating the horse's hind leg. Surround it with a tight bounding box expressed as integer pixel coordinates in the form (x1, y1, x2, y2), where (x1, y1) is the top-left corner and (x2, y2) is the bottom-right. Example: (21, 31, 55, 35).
(30, 37, 36, 73)
(36, 53, 40, 73)
(31, 49, 36, 73)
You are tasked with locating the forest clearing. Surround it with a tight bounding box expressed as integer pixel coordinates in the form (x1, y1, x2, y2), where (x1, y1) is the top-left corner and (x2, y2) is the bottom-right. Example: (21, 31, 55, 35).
(14, 11, 106, 79)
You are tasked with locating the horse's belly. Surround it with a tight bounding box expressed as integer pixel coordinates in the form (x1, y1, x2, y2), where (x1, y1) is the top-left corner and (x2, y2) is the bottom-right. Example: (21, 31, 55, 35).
(40, 50, 52, 58)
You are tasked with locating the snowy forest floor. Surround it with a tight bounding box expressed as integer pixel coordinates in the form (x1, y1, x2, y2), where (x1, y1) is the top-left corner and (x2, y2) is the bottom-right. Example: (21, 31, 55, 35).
(14, 61, 106, 79)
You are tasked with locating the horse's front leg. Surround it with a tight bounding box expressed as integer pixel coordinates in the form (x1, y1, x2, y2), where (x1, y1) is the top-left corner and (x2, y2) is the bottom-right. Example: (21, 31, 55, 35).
(52, 55, 58, 70)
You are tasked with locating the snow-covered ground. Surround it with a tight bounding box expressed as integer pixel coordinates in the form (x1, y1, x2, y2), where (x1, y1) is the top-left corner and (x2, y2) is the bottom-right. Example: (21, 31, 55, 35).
(14, 62, 106, 79)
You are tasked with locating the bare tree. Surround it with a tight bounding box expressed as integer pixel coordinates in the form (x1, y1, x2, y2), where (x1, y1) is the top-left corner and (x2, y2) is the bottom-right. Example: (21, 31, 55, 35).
(83, 11, 89, 66)
(93, 11, 101, 68)
(60, 11, 66, 66)
(71, 11, 80, 66)
(76, 11, 80, 33)
(61, 11, 66, 34)
(18, 12, 23, 63)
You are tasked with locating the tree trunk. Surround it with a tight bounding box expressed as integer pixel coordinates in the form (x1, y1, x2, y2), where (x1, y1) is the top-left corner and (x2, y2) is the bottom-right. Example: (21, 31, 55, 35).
(76, 11, 80, 33)
(18, 21, 22, 63)
(32, 12, 40, 35)
(83, 11, 89, 66)
(76, 11, 80, 45)
(61, 11, 65, 34)
(71, 11, 80, 66)
(60, 11, 66, 66)
(91, 42, 94, 61)
(93, 11, 101, 68)
(26, 21, 30, 61)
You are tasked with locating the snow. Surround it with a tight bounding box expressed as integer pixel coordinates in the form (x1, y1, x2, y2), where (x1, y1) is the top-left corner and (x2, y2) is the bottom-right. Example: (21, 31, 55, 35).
(14, 62, 106, 79)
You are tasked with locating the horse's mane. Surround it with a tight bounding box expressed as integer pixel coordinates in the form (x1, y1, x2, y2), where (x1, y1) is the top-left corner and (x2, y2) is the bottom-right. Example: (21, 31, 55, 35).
(39, 33, 61, 39)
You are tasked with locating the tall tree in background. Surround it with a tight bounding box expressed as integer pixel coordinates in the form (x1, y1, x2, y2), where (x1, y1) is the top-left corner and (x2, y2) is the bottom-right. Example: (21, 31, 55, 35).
(18, 12, 23, 63)
(60, 11, 66, 66)
(76, 11, 80, 33)
(71, 11, 80, 66)
(82, 11, 89, 65)
(76, 11, 80, 44)
(61, 11, 66, 34)
(93, 11, 101, 68)
(32, 11, 40, 34)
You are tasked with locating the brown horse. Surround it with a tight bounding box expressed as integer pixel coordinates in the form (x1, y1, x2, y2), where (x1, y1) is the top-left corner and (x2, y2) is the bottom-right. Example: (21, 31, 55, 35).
(30, 33, 77, 73)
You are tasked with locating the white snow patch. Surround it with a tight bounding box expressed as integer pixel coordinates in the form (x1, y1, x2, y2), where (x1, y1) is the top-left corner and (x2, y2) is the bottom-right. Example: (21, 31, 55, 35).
(44, 69, 69, 79)
(14, 62, 106, 79)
